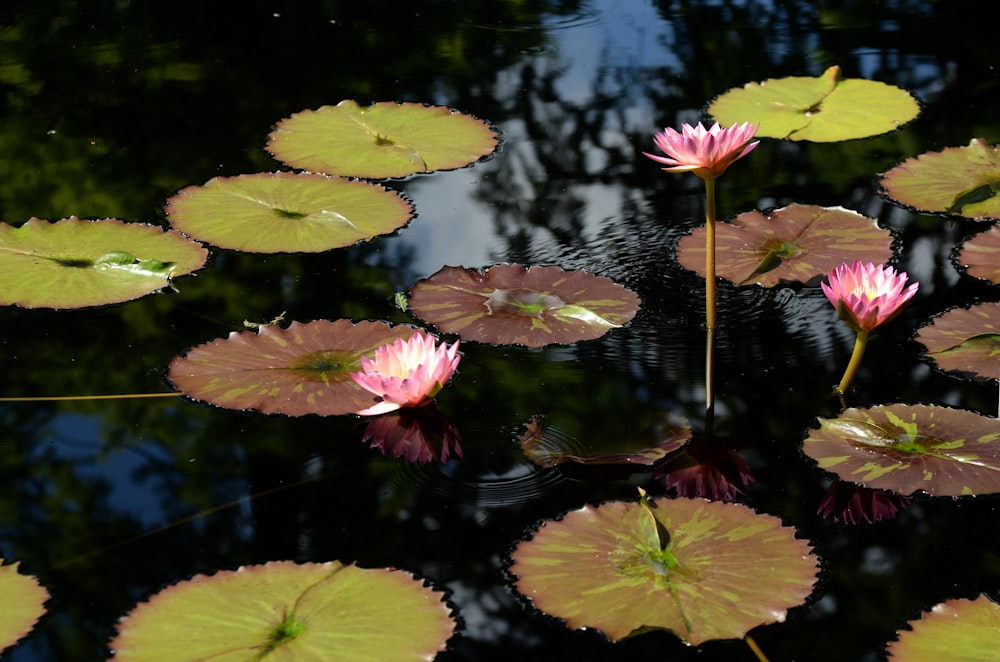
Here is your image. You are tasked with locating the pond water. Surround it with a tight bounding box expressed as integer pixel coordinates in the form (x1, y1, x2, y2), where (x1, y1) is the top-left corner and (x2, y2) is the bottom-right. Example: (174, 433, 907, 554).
(2, 1, 1000, 660)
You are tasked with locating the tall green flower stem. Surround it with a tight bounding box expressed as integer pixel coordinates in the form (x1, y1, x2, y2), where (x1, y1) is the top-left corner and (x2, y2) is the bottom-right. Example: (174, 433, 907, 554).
(703, 177, 718, 434)
(837, 330, 869, 394)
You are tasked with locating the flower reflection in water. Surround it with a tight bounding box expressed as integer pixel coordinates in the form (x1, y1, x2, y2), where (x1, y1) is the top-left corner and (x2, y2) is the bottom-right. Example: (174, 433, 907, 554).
(817, 480, 911, 525)
(359, 406, 463, 464)
(655, 435, 754, 503)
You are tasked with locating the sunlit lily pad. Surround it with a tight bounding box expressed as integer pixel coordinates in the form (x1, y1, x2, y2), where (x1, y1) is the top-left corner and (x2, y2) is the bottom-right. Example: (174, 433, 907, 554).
(707, 65, 920, 142)
(109, 561, 455, 661)
(878, 139, 1000, 221)
(887, 595, 1000, 661)
(676, 204, 893, 287)
(0, 560, 48, 655)
(165, 172, 414, 253)
(267, 100, 500, 179)
(407, 264, 640, 347)
(169, 319, 420, 416)
(0, 217, 207, 309)
(958, 226, 1000, 283)
(914, 303, 1000, 382)
(803, 404, 1000, 496)
(510, 495, 819, 644)
(518, 413, 690, 468)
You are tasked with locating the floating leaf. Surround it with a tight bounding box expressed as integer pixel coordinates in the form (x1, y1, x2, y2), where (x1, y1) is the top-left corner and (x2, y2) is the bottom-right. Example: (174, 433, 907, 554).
(109, 561, 455, 661)
(0, 217, 207, 309)
(0, 560, 48, 655)
(519, 413, 690, 468)
(407, 264, 640, 347)
(267, 101, 500, 179)
(959, 225, 1000, 283)
(676, 204, 893, 287)
(878, 139, 1000, 221)
(165, 172, 414, 253)
(510, 496, 819, 644)
(887, 595, 1000, 661)
(914, 303, 1000, 382)
(707, 65, 920, 142)
(169, 319, 420, 416)
(803, 404, 1000, 497)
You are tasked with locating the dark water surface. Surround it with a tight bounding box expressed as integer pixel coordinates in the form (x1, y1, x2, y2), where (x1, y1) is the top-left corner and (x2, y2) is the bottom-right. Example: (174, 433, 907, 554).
(2, 1, 1000, 660)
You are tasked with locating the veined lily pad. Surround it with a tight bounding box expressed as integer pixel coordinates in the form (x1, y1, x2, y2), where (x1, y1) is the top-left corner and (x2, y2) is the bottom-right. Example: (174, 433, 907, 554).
(109, 561, 455, 661)
(676, 204, 893, 287)
(0, 560, 48, 655)
(168, 319, 420, 417)
(914, 303, 1000, 382)
(803, 404, 1000, 497)
(959, 225, 1000, 283)
(0, 217, 207, 309)
(878, 139, 1000, 221)
(707, 65, 920, 142)
(267, 101, 500, 179)
(165, 172, 414, 253)
(407, 264, 640, 347)
(510, 495, 819, 644)
(887, 595, 1000, 661)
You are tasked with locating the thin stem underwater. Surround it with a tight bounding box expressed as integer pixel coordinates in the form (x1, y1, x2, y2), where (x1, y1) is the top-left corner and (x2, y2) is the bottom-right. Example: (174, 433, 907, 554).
(837, 330, 870, 394)
(704, 177, 717, 435)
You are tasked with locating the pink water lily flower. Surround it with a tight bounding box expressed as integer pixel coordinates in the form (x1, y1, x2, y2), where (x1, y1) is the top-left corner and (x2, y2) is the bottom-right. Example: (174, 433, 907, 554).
(351, 333, 461, 416)
(643, 121, 759, 180)
(822, 261, 919, 333)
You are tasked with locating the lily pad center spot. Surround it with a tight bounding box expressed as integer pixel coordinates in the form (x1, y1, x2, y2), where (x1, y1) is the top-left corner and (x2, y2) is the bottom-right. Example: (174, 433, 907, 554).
(290, 349, 358, 381)
(485, 288, 565, 318)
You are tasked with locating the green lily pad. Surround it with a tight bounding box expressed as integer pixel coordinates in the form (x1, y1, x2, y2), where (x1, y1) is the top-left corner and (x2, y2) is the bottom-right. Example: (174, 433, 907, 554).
(165, 172, 414, 253)
(803, 404, 1000, 497)
(168, 319, 420, 416)
(109, 561, 455, 661)
(0, 217, 207, 309)
(510, 495, 819, 644)
(887, 595, 1000, 661)
(0, 560, 48, 656)
(708, 65, 919, 142)
(878, 139, 1000, 221)
(518, 413, 690, 468)
(407, 264, 640, 347)
(266, 100, 500, 179)
(959, 225, 1000, 283)
(914, 303, 1000, 382)
(676, 204, 894, 287)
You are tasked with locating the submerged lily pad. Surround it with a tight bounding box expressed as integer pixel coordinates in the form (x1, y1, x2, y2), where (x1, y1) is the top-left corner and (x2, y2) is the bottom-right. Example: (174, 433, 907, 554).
(959, 226, 1000, 283)
(510, 495, 819, 644)
(676, 204, 893, 287)
(165, 172, 414, 253)
(169, 319, 419, 416)
(109, 561, 455, 661)
(407, 264, 640, 347)
(914, 303, 1000, 382)
(887, 595, 1000, 661)
(267, 100, 500, 179)
(803, 404, 1000, 497)
(878, 139, 1000, 221)
(0, 560, 48, 655)
(0, 217, 207, 309)
(708, 65, 920, 142)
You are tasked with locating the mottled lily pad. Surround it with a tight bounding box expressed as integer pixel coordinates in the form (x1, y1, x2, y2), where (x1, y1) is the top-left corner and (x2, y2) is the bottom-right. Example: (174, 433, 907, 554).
(878, 139, 1000, 221)
(169, 319, 420, 416)
(519, 413, 690, 468)
(407, 264, 640, 347)
(959, 226, 1000, 283)
(676, 204, 893, 287)
(165, 172, 414, 253)
(708, 65, 919, 142)
(109, 561, 455, 661)
(914, 303, 1000, 382)
(803, 404, 1000, 496)
(0, 560, 48, 656)
(887, 595, 1000, 661)
(267, 100, 500, 179)
(510, 495, 819, 644)
(0, 217, 207, 309)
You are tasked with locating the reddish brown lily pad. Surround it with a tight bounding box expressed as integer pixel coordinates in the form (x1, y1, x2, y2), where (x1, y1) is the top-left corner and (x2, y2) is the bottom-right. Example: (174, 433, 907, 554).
(803, 404, 1000, 497)
(878, 139, 1000, 221)
(887, 595, 1000, 661)
(676, 204, 893, 287)
(407, 264, 640, 347)
(168, 319, 420, 416)
(958, 226, 1000, 284)
(914, 303, 1000, 382)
